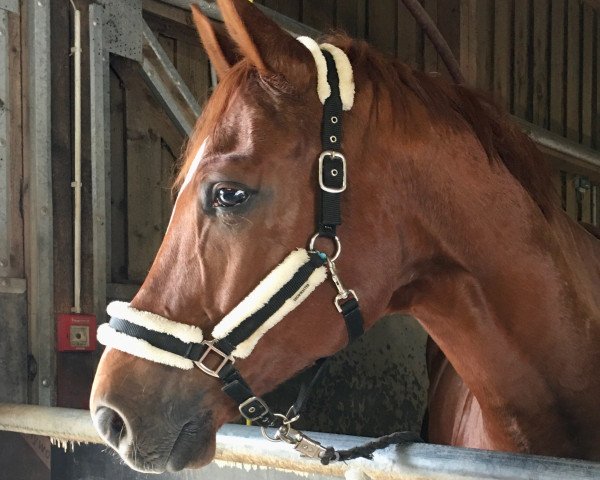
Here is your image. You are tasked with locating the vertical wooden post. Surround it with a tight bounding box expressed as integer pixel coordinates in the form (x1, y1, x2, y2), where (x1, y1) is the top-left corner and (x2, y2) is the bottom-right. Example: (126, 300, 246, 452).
(549, 0, 566, 135)
(532, 0, 549, 128)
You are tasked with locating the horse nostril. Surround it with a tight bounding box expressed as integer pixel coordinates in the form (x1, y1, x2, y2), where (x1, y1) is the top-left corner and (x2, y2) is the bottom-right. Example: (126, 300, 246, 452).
(95, 406, 128, 448)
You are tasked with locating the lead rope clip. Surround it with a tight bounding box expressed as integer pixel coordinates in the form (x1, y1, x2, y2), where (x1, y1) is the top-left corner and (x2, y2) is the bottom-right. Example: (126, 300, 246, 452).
(260, 412, 331, 460)
(328, 259, 358, 312)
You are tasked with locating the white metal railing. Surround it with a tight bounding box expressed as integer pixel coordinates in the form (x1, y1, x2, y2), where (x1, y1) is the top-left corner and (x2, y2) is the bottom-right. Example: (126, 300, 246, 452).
(1, 403, 599, 480)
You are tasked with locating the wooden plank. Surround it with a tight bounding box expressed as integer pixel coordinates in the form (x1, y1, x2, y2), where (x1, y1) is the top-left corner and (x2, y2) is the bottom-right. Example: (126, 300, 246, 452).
(460, 0, 493, 89)
(113, 55, 184, 283)
(493, 0, 513, 108)
(50, 0, 73, 314)
(436, 0, 461, 80)
(565, 172, 578, 219)
(7, 11, 23, 278)
(117, 60, 168, 283)
(397, 0, 422, 68)
(109, 67, 128, 283)
(367, 0, 397, 56)
(565, 0, 580, 142)
(560, 170, 567, 210)
(596, 12, 600, 150)
(177, 40, 211, 104)
(0, 292, 27, 403)
(262, 0, 302, 20)
(126, 93, 164, 283)
(551, 169, 562, 203)
(532, 0, 549, 129)
(302, 0, 335, 33)
(475, 0, 493, 89)
(549, 0, 566, 135)
(336, 0, 366, 38)
(593, 185, 598, 226)
(158, 34, 176, 64)
(581, 182, 592, 224)
(423, 0, 439, 73)
(513, 0, 531, 120)
(580, 4, 594, 147)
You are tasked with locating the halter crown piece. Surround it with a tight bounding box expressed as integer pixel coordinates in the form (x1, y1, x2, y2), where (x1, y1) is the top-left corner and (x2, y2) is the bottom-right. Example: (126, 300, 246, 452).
(98, 38, 365, 462)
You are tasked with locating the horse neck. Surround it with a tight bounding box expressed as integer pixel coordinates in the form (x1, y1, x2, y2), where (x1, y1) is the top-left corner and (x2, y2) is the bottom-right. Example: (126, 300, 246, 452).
(382, 128, 600, 435)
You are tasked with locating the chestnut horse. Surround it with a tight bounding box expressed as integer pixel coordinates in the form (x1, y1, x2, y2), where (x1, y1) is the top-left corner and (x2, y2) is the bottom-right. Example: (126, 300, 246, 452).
(90, 0, 600, 473)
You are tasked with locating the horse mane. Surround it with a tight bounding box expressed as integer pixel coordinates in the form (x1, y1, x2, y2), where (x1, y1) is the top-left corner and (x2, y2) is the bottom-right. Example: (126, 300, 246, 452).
(325, 33, 557, 218)
(177, 33, 557, 218)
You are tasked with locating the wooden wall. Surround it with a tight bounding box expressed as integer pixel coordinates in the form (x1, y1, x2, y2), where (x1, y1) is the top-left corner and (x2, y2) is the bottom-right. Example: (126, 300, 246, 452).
(109, 9, 211, 285)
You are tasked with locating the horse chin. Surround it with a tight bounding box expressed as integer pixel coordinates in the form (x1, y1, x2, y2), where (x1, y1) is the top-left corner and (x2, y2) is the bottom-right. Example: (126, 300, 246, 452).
(165, 420, 217, 471)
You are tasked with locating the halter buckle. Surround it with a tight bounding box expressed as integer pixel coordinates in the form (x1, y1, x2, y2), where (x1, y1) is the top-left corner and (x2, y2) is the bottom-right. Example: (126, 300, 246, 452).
(194, 340, 235, 378)
(318, 151, 346, 194)
(239, 396, 271, 423)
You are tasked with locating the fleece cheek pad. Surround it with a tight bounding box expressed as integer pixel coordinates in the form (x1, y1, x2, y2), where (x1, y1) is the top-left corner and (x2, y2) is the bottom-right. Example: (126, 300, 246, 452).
(98, 249, 327, 368)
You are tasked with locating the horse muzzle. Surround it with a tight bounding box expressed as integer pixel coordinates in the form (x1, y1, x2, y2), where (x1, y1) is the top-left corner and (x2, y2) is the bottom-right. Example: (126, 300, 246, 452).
(92, 402, 216, 472)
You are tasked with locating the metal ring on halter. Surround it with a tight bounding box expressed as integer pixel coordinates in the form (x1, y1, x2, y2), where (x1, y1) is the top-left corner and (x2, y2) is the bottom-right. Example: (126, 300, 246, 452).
(260, 413, 290, 442)
(309, 233, 341, 262)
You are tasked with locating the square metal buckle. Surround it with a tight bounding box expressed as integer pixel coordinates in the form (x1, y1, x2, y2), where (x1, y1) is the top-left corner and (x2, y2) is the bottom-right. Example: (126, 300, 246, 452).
(194, 340, 234, 378)
(318, 151, 346, 194)
(239, 396, 270, 422)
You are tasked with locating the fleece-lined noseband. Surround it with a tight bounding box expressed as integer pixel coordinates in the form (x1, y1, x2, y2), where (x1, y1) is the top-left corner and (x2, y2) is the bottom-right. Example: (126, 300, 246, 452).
(98, 38, 364, 457)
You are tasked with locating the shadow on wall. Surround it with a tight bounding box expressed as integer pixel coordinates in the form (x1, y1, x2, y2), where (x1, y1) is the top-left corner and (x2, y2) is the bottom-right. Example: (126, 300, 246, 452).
(264, 315, 429, 437)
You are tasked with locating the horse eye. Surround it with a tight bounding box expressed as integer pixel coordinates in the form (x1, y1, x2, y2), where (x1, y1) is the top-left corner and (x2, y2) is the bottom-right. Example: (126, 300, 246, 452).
(213, 187, 249, 208)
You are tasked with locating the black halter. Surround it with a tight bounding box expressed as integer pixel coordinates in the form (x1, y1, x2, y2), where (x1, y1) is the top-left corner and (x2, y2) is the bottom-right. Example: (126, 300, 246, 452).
(107, 49, 364, 440)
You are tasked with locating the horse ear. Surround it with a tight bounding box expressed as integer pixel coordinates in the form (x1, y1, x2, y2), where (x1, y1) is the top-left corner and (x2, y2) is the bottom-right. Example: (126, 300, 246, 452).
(190, 4, 240, 79)
(215, 0, 315, 91)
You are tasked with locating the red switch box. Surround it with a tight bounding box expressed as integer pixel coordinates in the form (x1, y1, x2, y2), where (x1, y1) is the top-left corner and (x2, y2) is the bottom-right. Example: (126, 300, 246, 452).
(57, 313, 97, 351)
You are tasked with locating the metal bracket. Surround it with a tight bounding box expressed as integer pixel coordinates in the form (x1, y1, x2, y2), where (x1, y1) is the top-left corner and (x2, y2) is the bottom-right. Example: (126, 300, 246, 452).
(97, 0, 142, 61)
(0, 0, 18, 14)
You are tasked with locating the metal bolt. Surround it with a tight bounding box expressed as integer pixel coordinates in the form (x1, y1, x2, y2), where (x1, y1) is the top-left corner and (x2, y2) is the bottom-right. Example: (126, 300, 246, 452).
(0, 259, 7, 267)
(37, 0, 43, 6)
(93, 21, 98, 27)
(0, 29, 5, 37)
(41, 378, 49, 387)
(41, 206, 48, 215)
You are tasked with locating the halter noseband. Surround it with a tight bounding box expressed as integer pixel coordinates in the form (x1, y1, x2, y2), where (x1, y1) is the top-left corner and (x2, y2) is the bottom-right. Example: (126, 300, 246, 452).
(97, 39, 364, 457)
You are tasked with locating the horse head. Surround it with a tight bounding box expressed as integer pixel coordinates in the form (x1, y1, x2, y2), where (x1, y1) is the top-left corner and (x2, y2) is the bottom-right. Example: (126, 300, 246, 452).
(90, 0, 403, 471)
(89, 0, 582, 471)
